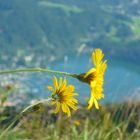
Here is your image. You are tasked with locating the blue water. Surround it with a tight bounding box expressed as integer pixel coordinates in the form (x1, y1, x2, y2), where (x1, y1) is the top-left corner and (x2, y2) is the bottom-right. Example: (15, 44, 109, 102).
(49, 54, 140, 103)
(0, 53, 140, 104)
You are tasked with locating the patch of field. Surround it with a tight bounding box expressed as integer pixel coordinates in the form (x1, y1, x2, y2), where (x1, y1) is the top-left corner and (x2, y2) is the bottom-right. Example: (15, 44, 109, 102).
(39, 1, 83, 14)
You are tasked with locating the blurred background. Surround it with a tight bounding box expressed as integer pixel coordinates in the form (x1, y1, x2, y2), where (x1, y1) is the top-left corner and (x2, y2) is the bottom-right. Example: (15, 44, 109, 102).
(0, 0, 140, 104)
(0, 0, 140, 139)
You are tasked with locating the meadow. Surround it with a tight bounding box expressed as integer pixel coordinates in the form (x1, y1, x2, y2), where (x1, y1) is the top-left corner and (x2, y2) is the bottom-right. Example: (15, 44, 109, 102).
(0, 100, 140, 140)
(0, 67, 139, 140)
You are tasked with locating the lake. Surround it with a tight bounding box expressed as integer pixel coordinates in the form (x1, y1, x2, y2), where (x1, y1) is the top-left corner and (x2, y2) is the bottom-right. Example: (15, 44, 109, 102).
(0, 53, 140, 104)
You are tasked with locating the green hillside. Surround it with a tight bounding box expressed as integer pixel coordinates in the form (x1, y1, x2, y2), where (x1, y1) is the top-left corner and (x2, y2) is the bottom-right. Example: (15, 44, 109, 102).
(0, 0, 140, 66)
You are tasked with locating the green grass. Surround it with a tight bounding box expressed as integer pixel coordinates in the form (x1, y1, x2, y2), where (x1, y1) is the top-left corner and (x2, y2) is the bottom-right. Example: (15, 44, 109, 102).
(0, 101, 140, 140)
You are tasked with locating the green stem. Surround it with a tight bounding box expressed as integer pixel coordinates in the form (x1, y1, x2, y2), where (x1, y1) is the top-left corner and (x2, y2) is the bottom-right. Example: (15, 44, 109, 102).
(0, 98, 52, 139)
(0, 68, 78, 78)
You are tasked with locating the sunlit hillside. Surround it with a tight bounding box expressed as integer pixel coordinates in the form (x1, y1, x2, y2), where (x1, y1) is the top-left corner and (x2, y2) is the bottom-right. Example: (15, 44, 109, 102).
(0, 0, 140, 66)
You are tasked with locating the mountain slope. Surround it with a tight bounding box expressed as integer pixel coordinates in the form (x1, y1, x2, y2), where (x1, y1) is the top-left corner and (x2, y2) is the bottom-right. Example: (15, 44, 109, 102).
(0, 0, 140, 67)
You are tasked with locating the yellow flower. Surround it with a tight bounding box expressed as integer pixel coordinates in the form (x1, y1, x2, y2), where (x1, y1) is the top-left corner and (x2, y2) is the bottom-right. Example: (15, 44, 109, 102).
(77, 49, 107, 109)
(73, 120, 81, 126)
(48, 76, 78, 117)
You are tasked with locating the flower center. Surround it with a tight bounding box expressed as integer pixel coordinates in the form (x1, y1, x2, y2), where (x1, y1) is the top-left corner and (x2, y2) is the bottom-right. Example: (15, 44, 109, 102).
(51, 93, 61, 101)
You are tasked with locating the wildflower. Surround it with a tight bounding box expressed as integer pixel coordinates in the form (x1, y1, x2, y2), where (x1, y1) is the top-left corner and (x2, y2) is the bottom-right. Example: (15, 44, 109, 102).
(77, 49, 107, 109)
(73, 120, 81, 126)
(48, 76, 78, 117)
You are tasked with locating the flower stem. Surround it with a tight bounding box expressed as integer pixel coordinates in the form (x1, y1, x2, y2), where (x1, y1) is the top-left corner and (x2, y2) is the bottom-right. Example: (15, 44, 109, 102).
(0, 98, 52, 138)
(0, 68, 78, 78)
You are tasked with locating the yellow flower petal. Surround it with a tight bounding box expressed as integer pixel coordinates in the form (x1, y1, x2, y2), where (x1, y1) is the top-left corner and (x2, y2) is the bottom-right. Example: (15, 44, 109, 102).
(53, 76, 58, 90)
(92, 49, 104, 67)
(62, 103, 71, 117)
(66, 107, 71, 117)
(61, 103, 67, 113)
(59, 77, 63, 87)
(88, 94, 99, 110)
(88, 93, 94, 109)
(90, 81, 96, 88)
(93, 97, 99, 109)
(66, 101, 77, 110)
(54, 102, 61, 113)
(65, 85, 75, 92)
(59, 78, 67, 91)
(47, 85, 54, 91)
(70, 98, 78, 103)
(62, 92, 78, 97)
(84, 68, 96, 78)
(100, 61, 107, 74)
